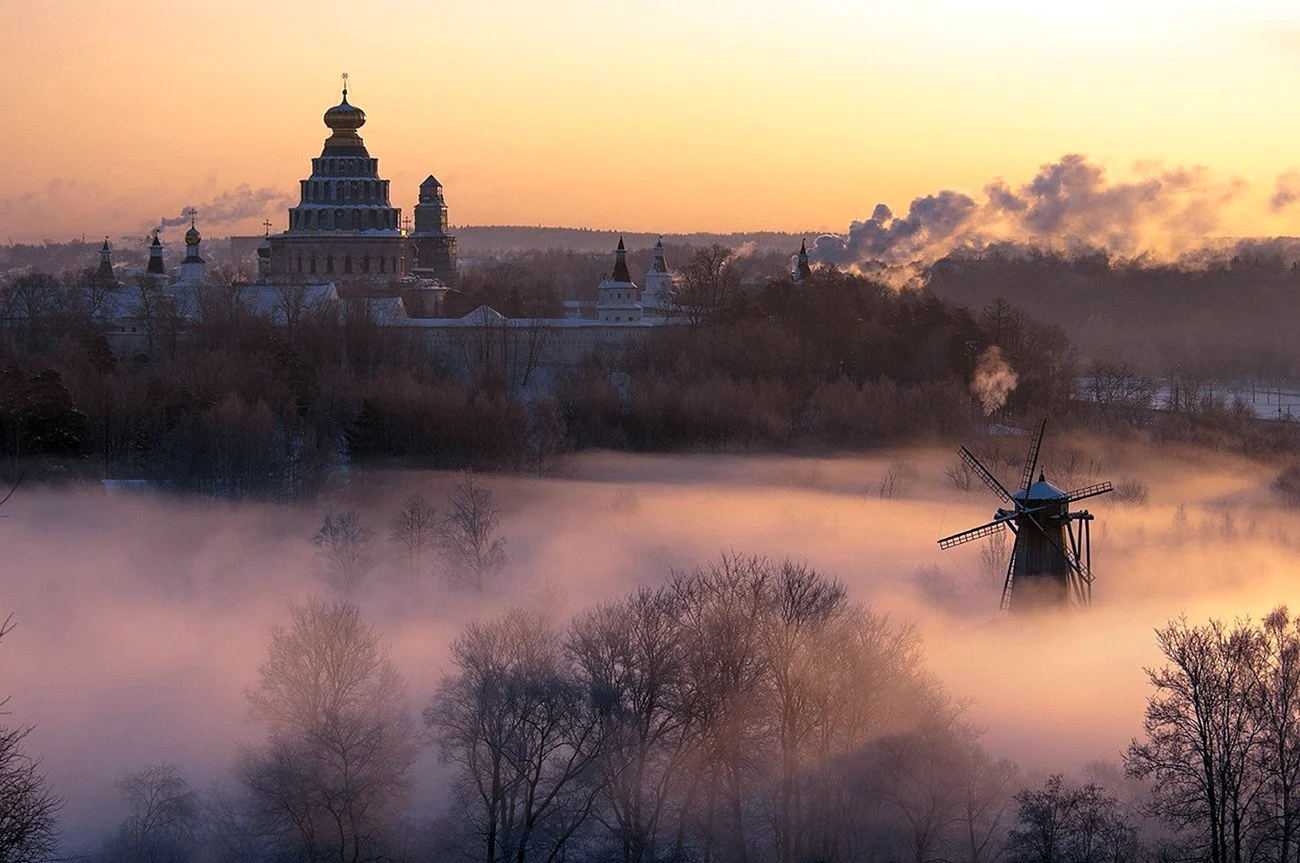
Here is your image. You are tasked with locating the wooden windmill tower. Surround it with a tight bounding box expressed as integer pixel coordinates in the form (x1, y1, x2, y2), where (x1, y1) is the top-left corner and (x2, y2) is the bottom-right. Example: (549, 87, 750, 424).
(937, 420, 1113, 611)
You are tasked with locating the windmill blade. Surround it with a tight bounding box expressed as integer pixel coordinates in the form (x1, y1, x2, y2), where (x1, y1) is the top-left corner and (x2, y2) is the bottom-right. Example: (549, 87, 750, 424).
(1064, 481, 1114, 504)
(1019, 418, 1047, 492)
(999, 536, 1019, 611)
(959, 447, 1013, 503)
(938, 514, 1014, 550)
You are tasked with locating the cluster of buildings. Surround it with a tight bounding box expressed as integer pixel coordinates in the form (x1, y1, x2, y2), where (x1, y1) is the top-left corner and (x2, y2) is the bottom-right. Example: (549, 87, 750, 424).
(85, 82, 816, 374)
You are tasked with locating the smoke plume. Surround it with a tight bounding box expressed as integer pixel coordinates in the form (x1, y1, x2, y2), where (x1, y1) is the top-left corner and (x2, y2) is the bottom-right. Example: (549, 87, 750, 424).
(152, 185, 293, 233)
(812, 154, 1248, 268)
(1271, 171, 1300, 212)
(970, 346, 1018, 415)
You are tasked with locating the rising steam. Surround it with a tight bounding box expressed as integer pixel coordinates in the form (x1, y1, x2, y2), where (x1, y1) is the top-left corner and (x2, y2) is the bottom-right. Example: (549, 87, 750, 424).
(970, 346, 1018, 415)
(151, 185, 293, 233)
(1271, 171, 1300, 212)
(812, 154, 1249, 268)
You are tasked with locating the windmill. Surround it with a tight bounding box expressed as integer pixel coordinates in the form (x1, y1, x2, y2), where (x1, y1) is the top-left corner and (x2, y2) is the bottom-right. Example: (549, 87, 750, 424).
(937, 419, 1113, 611)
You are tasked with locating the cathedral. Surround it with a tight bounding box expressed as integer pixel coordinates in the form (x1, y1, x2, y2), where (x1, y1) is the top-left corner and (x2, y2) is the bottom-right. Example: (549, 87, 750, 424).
(258, 82, 459, 288)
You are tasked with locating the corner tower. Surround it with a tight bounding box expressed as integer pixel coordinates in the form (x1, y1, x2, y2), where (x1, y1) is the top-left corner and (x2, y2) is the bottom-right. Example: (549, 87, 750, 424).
(641, 237, 673, 316)
(596, 237, 642, 324)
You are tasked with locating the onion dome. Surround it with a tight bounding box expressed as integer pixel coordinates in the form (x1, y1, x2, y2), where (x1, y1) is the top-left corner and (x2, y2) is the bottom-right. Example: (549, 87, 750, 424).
(323, 88, 366, 150)
(184, 225, 201, 247)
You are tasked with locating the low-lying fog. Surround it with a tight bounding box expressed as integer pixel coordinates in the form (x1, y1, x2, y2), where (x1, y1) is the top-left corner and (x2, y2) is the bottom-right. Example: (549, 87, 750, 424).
(5, 440, 1298, 846)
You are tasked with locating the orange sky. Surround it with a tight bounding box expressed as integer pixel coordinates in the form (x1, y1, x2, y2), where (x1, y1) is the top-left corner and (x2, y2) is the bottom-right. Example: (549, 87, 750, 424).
(4, 0, 1300, 244)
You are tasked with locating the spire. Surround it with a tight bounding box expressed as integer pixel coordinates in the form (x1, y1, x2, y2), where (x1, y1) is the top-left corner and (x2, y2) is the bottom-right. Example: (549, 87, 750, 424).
(611, 236, 631, 283)
(650, 237, 668, 273)
(96, 237, 116, 284)
(146, 231, 166, 275)
(795, 237, 812, 282)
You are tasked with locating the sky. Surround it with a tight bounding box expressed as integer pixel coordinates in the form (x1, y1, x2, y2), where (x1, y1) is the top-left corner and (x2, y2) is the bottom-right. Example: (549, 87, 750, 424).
(4, 0, 1300, 244)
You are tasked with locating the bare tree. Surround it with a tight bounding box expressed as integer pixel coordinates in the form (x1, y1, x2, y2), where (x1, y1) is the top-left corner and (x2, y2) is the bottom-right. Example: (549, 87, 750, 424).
(671, 244, 740, 326)
(438, 474, 507, 590)
(388, 493, 438, 580)
(0, 616, 61, 863)
(1125, 616, 1265, 863)
(238, 599, 418, 863)
(426, 608, 612, 863)
(109, 763, 199, 863)
(568, 586, 695, 863)
(1250, 606, 1300, 863)
(1005, 774, 1139, 863)
(311, 511, 376, 590)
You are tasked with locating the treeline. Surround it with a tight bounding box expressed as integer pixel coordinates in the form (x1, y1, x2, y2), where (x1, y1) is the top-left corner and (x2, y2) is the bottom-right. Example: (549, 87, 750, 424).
(928, 245, 1300, 381)
(2, 244, 1293, 499)
(0, 255, 1077, 497)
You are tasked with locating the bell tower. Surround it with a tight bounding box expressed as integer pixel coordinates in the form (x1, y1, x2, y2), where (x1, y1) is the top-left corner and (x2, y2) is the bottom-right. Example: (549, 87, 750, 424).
(409, 175, 459, 287)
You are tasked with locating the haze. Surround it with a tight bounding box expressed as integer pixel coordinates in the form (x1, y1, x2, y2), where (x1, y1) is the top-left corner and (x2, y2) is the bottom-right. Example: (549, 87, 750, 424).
(7, 444, 1299, 846)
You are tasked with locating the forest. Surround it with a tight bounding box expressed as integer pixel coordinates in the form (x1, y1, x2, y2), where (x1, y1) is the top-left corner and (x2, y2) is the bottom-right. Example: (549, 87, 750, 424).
(0, 239, 1293, 502)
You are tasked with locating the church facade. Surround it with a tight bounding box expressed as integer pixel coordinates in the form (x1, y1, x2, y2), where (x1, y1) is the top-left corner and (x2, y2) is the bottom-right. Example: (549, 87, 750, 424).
(259, 85, 459, 288)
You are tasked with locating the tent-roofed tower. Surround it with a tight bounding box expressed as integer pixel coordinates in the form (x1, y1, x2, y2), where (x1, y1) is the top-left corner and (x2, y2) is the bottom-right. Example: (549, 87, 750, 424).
(596, 237, 642, 323)
(96, 237, 119, 287)
(641, 237, 674, 317)
(146, 231, 166, 276)
(409, 174, 459, 287)
(265, 77, 408, 283)
(794, 239, 812, 282)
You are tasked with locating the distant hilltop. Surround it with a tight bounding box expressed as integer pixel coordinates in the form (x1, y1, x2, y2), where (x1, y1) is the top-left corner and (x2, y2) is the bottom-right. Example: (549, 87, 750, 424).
(453, 226, 817, 255)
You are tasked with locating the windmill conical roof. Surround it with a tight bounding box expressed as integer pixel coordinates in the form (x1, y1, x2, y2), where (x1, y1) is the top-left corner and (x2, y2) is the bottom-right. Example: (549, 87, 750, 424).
(1013, 476, 1067, 501)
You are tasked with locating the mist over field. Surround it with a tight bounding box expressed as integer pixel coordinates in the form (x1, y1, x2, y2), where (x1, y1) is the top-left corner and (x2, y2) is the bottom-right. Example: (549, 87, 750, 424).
(6, 441, 1299, 849)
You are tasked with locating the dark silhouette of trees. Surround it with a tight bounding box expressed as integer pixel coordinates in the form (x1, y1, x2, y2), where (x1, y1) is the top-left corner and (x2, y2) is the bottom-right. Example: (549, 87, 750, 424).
(438, 474, 507, 590)
(1005, 774, 1139, 863)
(238, 599, 418, 863)
(672, 244, 741, 325)
(0, 616, 61, 863)
(388, 492, 438, 579)
(427, 608, 613, 863)
(311, 511, 376, 590)
(1123, 609, 1300, 863)
(105, 763, 199, 863)
(425, 554, 999, 863)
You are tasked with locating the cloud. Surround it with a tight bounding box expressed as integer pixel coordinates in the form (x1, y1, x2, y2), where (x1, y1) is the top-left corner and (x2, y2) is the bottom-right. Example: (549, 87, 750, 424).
(811, 154, 1248, 269)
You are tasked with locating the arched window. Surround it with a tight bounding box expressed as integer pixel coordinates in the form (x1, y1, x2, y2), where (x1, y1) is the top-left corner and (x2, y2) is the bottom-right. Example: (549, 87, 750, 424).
(344, 255, 353, 274)
(310, 256, 317, 274)
(325, 255, 334, 274)
(296, 256, 302, 273)
(379, 256, 386, 274)
(391, 255, 398, 273)
(361, 255, 370, 273)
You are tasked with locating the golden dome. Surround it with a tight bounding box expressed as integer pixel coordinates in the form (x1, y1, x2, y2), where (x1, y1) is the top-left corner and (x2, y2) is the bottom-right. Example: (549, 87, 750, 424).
(185, 225, 201, 246)
(323, 89, 366, 147)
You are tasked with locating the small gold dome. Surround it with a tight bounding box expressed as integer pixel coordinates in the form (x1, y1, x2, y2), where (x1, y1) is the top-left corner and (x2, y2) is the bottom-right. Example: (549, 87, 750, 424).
(184, 225, 201, 246)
